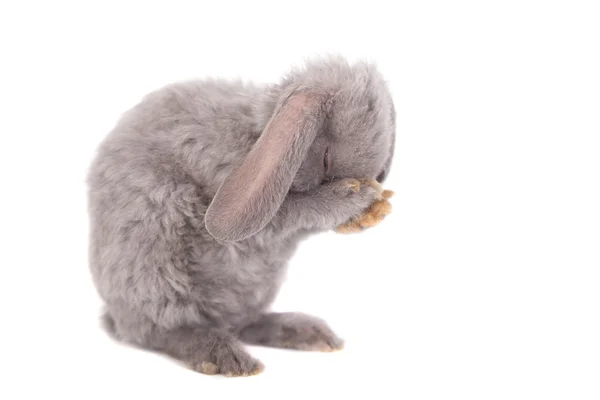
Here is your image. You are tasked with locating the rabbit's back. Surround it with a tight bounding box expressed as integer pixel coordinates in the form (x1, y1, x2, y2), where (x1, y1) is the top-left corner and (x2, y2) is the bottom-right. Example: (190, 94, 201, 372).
(87, 79, 291, 331)
(94, 80, 264, 193)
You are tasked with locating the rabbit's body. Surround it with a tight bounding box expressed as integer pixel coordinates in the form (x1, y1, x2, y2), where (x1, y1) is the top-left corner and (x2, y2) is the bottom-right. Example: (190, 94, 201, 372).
(89, 80, 297, 331)
(88, 56, 396, 376)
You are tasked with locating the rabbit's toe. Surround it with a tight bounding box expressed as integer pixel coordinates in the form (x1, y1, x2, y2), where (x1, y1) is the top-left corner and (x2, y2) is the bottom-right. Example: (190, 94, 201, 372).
(339, 178, 383, 196)
(358, 178, 383, 193)
(334, 178, 362, 194)
(198, 362, 219, 375)
(382, 189, 395, 200)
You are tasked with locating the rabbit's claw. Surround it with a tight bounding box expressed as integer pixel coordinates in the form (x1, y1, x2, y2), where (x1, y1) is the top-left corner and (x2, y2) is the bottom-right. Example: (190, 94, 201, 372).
(334, 178, 383, 195)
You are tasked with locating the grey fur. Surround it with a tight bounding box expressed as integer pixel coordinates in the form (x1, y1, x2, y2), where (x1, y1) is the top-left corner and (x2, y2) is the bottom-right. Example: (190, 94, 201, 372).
(87, 55, 396, 376)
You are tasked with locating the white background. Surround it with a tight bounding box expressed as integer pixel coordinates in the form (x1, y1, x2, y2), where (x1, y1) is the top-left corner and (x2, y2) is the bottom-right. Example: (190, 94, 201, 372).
(1, 1, 599, 399)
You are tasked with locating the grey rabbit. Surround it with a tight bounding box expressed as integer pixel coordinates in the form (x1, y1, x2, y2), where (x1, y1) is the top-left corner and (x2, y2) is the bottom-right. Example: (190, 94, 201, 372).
(87, 55, 396, 377)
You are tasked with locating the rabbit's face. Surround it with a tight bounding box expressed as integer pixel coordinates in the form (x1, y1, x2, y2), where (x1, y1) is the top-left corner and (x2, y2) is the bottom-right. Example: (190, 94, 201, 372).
(290, 74, 396, 193)
(207, 57, 396, 241)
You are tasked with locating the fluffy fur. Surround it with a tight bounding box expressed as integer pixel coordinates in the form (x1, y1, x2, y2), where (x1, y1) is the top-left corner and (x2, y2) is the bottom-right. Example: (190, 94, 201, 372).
(87, 56, 396, 376)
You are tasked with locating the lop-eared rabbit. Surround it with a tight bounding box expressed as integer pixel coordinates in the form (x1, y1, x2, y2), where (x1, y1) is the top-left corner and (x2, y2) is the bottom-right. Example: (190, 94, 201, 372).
(88, 56, 396, 376)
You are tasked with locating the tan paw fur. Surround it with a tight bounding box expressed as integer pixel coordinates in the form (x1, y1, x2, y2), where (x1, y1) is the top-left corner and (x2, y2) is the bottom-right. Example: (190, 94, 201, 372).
(336, 186, 394, 234)
(198, 362, 219, 375)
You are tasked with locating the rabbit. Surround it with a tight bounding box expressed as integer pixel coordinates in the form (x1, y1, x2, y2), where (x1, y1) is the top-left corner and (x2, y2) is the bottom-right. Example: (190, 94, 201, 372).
(87, 55, 396, 377)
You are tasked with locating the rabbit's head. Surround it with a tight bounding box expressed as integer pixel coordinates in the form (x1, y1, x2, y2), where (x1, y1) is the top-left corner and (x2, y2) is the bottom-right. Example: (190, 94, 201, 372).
(206, 57, 396, 241)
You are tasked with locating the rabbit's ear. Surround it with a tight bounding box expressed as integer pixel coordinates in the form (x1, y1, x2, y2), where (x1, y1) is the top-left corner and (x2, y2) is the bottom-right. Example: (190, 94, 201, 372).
(205, 92, 327, 241)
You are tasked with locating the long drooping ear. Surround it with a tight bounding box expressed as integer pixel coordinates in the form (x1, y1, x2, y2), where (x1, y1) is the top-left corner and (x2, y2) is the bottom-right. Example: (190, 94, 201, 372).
(205, 92, 328, 241)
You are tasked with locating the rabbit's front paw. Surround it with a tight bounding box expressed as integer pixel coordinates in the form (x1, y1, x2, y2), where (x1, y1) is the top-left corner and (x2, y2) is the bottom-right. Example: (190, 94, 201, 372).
(334, 179, 394, 233)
